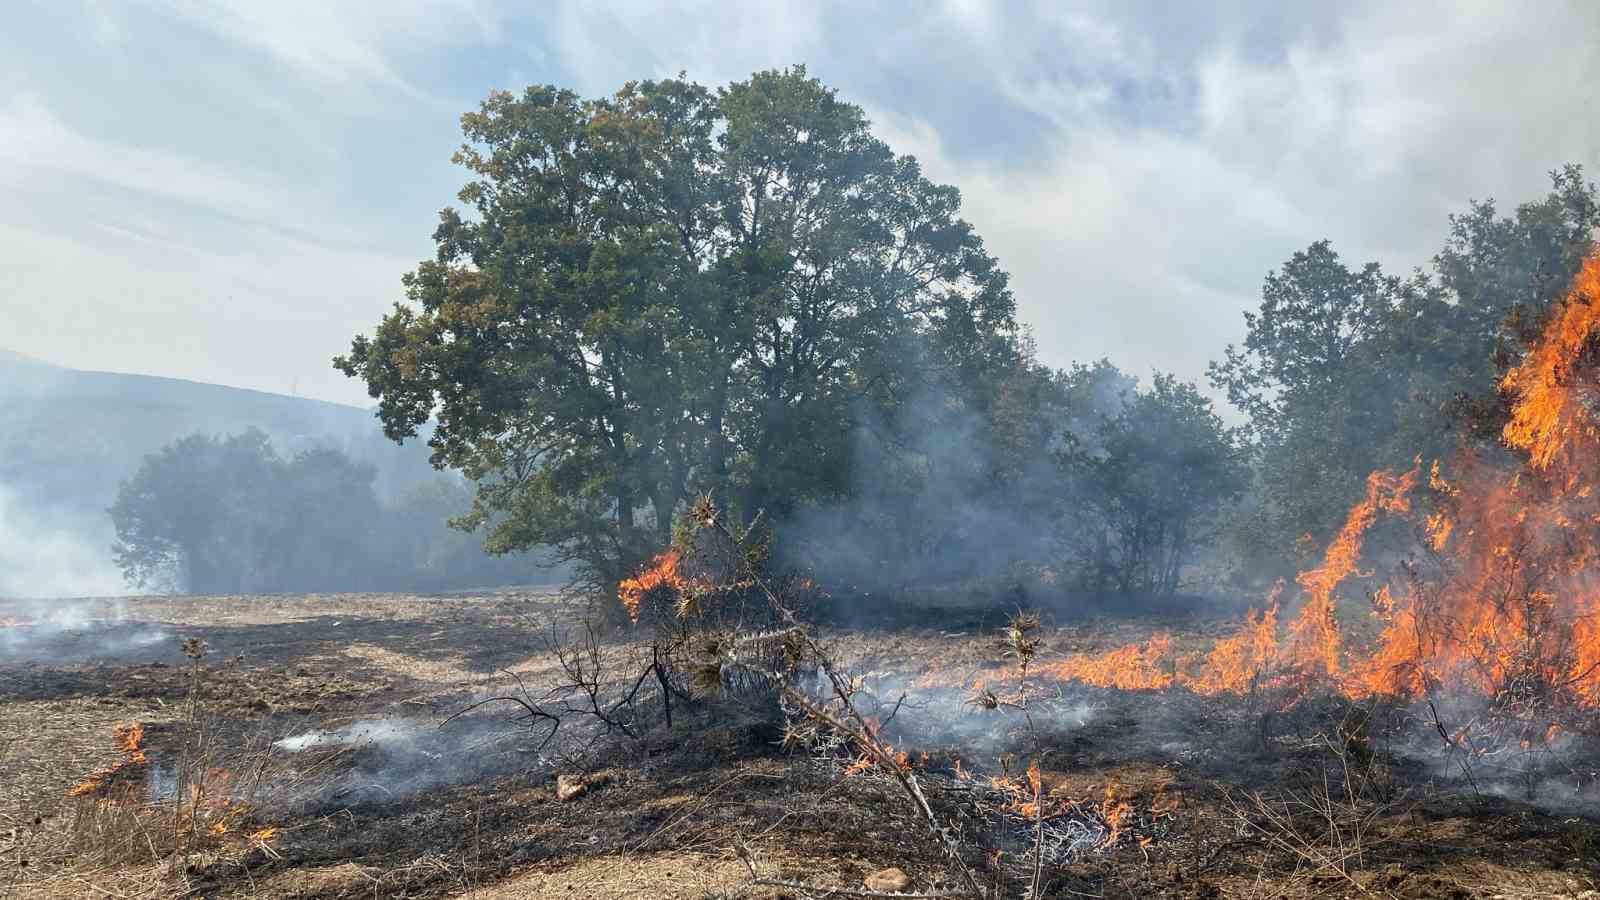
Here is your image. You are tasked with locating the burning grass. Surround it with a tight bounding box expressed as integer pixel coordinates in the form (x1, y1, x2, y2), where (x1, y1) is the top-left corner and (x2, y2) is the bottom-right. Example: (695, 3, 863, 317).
(997, 254, 1600, 816)
(26, 338, 1600, 900)
(4, 593, 1600, 898)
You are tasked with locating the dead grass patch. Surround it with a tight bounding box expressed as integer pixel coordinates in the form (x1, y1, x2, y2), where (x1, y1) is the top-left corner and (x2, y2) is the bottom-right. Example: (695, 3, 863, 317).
(461, 849, 820, 899)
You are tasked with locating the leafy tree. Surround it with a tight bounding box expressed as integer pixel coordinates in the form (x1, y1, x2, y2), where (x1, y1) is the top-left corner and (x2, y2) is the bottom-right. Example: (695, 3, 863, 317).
(109, 430, 370, 593)
(110, 431, 567, 594)
(1059, 369, 1247, 596)
(1207, 241, 1409, 551)
(1209, 167, 1600, 568)
(1057, 359, 1137, 451)
(270, 448, 382, 591)
(373, 477, 572, 590)
(1416, 165, 1600, 439)
(335, 67, 1018, 596)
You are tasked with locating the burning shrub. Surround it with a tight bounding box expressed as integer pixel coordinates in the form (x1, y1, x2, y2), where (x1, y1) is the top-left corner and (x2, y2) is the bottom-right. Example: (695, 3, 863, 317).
(617, 549, 685, 624)
(1029, 249, 1600, 799)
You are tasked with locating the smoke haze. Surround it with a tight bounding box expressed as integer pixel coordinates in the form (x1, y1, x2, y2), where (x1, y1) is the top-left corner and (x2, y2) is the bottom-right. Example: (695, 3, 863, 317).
(0, 596, 170, 663)
(0, 484, 124, 599)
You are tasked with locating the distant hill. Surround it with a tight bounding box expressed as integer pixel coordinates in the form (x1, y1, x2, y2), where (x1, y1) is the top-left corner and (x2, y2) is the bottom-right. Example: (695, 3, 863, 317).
(0, 347, 53, 368)
(0, 350, 524, 597)
(0, 350, 434, 521)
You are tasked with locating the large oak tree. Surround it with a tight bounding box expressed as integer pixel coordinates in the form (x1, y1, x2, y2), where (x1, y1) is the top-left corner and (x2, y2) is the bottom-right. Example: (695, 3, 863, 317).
(336, 68, 1019, 591)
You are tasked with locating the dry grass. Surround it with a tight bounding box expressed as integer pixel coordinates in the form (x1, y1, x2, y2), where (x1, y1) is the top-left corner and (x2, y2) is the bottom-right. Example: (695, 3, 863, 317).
(1, 700, 164, 894)
(5, 593, 1600, 899)
(458, 850, 806, 899)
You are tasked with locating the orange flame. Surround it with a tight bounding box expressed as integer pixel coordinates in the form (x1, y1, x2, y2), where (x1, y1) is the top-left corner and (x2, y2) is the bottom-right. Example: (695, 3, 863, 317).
(1098, 780, 1132, 848)
(1501, 256, 1600, 472)
(66, 721, 148, 799)
(617, 550, 685, 623)
(1034, 250, 1600, 727)
(1036, 633, 1176, 690)
(1285, 466, 1418, 683)
(1186, 585, 1281, 696)
(113, 721, 147, 763)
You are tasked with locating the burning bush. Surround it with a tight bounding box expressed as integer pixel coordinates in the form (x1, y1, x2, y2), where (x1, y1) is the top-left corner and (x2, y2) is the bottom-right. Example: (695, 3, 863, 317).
(1035, 250, 1600, 792)
(617, 549, 685, 624)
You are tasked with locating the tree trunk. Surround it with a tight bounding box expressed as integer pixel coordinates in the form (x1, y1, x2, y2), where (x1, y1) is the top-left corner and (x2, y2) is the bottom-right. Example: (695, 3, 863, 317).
(652, 491, 674, 541)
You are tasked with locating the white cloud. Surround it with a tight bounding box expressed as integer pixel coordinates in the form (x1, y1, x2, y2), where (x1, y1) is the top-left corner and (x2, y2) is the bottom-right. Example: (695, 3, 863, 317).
(862, 1, 1600, 397)
(0, 93, 334, 238)
(2, 0, 1598, 413)
(139, 0, 502, 99)
(0, 203, 413, 404)
(543, 0, 827, 93)
(873, 112, 1316, 387)
(82, 0, 123, 46)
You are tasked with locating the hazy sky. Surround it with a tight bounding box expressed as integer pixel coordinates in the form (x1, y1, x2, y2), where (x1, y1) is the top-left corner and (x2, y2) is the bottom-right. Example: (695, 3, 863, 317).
(3, 1, 1598, 407)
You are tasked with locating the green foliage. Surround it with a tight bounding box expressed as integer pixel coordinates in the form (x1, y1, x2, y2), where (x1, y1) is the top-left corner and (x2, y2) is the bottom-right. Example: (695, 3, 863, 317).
(1209, 167, 1599, 571)
(0, 359, 424, 540)
(1421, 164, 1600, 438)
(1059, 367, 1247, 596)
(109, 431, 561, 594)
(328, 71, 1600, 608)
(1207, 240, 1414, 560)
(336, 67, 1018, 594)
(109, 430, 366, 593)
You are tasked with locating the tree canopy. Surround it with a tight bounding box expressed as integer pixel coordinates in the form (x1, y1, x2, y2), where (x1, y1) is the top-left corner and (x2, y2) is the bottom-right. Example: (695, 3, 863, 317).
(336, 67, 1020, 591)
(1060, 368, 1247, 596)
(1210, 166, 1600, 569)
(334, 64, 1600, 610)
(109, 430, 564, 594)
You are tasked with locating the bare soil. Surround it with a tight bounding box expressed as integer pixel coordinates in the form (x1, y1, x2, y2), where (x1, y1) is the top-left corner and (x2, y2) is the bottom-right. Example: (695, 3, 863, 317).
(2, 592, 1598, 899)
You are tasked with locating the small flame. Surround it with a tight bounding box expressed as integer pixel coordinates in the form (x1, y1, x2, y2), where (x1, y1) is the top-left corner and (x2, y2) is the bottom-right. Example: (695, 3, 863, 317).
(1097, 780, 1132, 848)
(66, 721, 148, 799)
(618, 550, 686, 624)
(114, 721, 147, 762)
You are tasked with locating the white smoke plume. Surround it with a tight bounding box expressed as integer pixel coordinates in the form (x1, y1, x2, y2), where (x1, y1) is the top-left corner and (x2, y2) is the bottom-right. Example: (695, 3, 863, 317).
(0, 483, 126, 599)
(0, 597, 168, 663)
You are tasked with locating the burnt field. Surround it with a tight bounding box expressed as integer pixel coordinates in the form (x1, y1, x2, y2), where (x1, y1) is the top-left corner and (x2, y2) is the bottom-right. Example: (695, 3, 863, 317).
(2, 592, 1599, 900)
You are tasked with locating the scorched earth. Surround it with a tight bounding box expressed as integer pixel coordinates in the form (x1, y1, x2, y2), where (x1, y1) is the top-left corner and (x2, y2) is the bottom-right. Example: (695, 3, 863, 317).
(2, 589, 1599, 899)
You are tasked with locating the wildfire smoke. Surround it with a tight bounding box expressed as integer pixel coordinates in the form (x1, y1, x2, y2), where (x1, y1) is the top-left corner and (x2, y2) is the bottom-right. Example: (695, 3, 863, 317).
(1036, 250, 1600, 726)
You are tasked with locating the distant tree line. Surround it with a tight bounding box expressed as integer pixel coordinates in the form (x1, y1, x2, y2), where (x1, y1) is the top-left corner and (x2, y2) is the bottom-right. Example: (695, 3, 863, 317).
(109, 429, 567, 594)
(322, 66, 1595, 611)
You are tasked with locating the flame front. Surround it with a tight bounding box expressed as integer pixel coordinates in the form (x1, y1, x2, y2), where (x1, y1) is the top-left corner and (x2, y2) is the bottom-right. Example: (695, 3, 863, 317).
(1035, 250, 1600, 719)
(1037, 634, 1176, 690)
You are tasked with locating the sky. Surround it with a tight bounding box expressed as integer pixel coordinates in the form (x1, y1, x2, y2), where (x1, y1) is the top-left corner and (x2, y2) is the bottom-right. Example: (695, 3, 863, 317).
(2, 1, 1598, 408)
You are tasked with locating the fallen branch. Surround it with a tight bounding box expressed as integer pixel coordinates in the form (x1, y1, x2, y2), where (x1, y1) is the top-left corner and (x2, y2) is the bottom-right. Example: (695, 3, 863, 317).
(692, 496, 989, 898)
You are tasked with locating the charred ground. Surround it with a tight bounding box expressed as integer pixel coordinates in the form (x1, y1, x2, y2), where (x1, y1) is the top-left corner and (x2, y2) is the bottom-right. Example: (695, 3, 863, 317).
(3, 593, 1597, 899)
